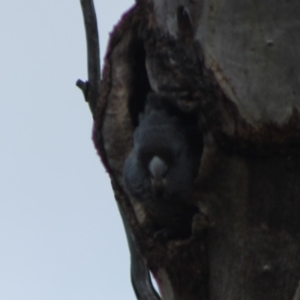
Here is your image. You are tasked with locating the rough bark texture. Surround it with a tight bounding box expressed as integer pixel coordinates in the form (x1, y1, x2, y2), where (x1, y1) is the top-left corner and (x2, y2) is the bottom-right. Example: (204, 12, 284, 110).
(89, 0, 300, 299)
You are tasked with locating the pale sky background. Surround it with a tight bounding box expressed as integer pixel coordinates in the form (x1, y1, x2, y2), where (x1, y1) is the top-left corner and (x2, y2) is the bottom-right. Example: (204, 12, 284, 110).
(0, 1, 137, 299)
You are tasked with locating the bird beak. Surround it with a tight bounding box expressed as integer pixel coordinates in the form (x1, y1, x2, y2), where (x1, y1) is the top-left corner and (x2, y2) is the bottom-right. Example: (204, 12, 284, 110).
(148, 156, 168, 196)
(148, 156, 168, 179)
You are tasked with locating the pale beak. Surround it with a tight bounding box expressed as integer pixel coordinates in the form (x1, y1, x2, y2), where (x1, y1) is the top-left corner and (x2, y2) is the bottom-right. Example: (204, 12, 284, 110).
(148, 156, 168, 196)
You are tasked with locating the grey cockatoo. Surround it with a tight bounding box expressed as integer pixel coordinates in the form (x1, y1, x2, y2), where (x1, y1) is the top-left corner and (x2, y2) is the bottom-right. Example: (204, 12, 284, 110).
(123, 94, 203, 240)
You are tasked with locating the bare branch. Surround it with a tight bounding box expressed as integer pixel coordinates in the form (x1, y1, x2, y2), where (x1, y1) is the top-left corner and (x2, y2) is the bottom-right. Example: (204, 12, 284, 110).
(77, 0, 101, 116)
(77, 1, 160, 299)
(121, 207, 161, 300)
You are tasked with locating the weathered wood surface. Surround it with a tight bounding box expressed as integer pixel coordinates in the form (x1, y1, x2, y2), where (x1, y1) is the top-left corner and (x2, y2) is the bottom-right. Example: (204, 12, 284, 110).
(91, 1, 300, 299)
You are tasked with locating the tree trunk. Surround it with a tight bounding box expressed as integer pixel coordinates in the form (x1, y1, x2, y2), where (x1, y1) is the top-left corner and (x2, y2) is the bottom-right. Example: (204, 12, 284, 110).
(80, 0, 300, 299)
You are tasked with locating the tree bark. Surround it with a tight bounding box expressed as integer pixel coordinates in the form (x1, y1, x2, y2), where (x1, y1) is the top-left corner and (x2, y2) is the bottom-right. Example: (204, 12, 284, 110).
(79, 0, 300, 299)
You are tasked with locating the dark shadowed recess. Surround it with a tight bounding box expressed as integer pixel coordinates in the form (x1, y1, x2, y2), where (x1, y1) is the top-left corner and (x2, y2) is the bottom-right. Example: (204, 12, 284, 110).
(127, 35, 152, 127)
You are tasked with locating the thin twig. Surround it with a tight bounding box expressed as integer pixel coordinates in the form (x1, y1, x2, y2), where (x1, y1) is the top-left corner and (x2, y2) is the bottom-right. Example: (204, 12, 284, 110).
(77, 1, 160, 299)
(120, 206, 161, 300)
(77, 0, 101, 116)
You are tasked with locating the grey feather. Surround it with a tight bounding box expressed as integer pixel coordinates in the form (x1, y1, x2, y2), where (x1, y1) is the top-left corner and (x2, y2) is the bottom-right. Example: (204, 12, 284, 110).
(123, 93, 202, 239)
